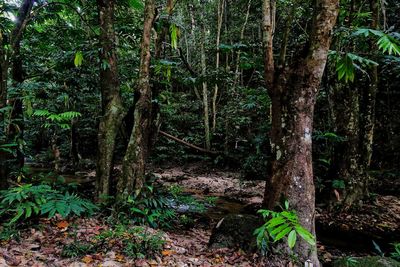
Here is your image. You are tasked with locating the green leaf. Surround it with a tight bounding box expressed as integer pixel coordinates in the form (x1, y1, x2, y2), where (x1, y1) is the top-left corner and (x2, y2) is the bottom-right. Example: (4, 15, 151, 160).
(288, 230, 297, 248)
(273, 226, 292, 242)
(266, 217, 286, 228)
(295, 226, 316, 245)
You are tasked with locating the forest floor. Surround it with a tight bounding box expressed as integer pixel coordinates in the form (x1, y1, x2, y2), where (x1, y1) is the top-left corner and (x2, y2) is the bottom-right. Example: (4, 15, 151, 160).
(0, 163, 399, 266)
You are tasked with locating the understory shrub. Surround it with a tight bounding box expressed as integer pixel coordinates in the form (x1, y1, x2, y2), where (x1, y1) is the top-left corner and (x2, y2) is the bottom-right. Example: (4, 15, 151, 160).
(0, 184, 98, 225)
(254, 200, 316, 255)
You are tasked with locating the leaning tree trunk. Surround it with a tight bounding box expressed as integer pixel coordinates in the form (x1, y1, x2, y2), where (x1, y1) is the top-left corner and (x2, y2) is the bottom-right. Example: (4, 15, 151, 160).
(119, 0, 155, 198)
(263, 0, 339, 265)
(96, 0, 125, 198)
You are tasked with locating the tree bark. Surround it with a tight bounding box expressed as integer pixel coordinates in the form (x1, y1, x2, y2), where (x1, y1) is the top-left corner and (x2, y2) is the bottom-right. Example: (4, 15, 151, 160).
(96, 0, 125, 198)
(0, 30, 8, 189)
(119, 0, 155, 198)
(211, 0, 225, 133)
(200, 0, 211, 150)
(262, 0, 339, 265)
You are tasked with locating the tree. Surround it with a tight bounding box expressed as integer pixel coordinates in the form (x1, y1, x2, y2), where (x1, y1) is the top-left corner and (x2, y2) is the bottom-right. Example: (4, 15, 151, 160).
(119, 0, 156, 197)
(96, 0, 125, 198)
(0, 0, 34, 189)
(262, 0, 339, 264)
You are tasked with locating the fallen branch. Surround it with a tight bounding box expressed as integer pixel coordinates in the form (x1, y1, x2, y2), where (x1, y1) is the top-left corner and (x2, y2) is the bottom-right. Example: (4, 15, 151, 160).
(159, 131, 221, 155)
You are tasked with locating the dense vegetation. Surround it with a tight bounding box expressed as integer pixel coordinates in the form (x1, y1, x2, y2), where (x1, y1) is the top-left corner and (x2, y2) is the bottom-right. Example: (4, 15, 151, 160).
(0, 0, 399, 266)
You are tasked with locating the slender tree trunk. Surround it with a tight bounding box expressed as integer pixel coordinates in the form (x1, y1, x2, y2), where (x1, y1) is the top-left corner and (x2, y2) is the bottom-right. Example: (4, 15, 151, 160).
(119, 0, 155, 197)
(211, 0, 225, 133)
(200, 1, 211, 150)
(233, 0, 252, 87)
(96, 0, 125, 198)
(361, 0, 379, 168)
(9, 0, 34, 169)
(263, 0, 339, 265)
(0, 31, 7, 190)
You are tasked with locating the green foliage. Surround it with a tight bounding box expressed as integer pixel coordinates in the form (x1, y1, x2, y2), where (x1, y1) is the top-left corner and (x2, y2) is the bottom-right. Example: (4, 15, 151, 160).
(330, 51, 378, 82)
(112, 182, 176, 228)
(391, 243, 400, 261)
(332, 180, 346, 189)
(0, 226, 20, 242)
(345, 257, 359, 267)
(61, 241, 96, 258)
(0, 142, 17, 155)
(254, 201, 316, 253)
(128, 0, 144, 10)
(353, 29, 400, 55)
(33, 109, 81, 129)
(0, 184, 98, 225)
(95, 224, 164, 259)
(41, 192, 98, 218)
(170, 24, 180, 50)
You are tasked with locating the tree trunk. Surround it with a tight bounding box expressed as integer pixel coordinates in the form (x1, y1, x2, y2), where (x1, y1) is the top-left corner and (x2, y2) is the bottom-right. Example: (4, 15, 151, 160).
(96, 0, 125, 198)
(360, 0, 379, 168)
(330, 83, 366, 206)
(200, 1, 211, 150)
(0, 30, 8, 189)
(263, 0, 339, 265)
(119, 0, 155, 198)
(328, 0, 379, 207)
(211, 0, 225, 133)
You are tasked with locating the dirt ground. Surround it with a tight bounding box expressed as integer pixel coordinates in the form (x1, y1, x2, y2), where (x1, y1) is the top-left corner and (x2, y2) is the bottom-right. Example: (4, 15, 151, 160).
(0, 164, 399, 266)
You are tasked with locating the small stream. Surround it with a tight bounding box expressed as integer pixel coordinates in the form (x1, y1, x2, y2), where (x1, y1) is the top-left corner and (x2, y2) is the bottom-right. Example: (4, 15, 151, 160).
(25, 166, 394, 256)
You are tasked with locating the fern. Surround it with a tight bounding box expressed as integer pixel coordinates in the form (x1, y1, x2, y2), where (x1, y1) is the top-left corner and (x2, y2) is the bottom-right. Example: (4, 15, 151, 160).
(0, 184, 98, 225)
(33, 109, 81, 130)
(42, 192, 98, 218)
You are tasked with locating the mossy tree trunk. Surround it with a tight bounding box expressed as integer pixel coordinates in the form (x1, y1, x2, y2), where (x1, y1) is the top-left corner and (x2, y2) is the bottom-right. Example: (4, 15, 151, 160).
(119, 0, 155, 198)
(262, 0, 339, 265)
(96, 0, 125, 198)
(329, 0, 379, 207)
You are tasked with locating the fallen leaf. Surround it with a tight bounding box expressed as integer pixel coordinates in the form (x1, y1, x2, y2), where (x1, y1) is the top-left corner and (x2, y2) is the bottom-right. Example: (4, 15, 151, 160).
(56, 221, 69, 229)
(161, 250, 175, 256)
(115, 254, 125, 262)
(82, 255, 93, 264)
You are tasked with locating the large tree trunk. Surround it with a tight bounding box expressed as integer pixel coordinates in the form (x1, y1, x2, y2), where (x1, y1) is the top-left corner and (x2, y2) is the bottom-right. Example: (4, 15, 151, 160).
(96, 0, 125, 198)
(119, 0, 155, 198)
(263, 0, 339, 265)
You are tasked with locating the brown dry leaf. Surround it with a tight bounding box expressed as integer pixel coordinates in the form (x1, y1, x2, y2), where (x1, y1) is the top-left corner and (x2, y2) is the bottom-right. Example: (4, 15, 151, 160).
(56, 221, 69, 229)
(161, 250, 175, 257)
(82, 255, 93, 264)
(3, 252, 22, 266)
(115, 254, 125, 262)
